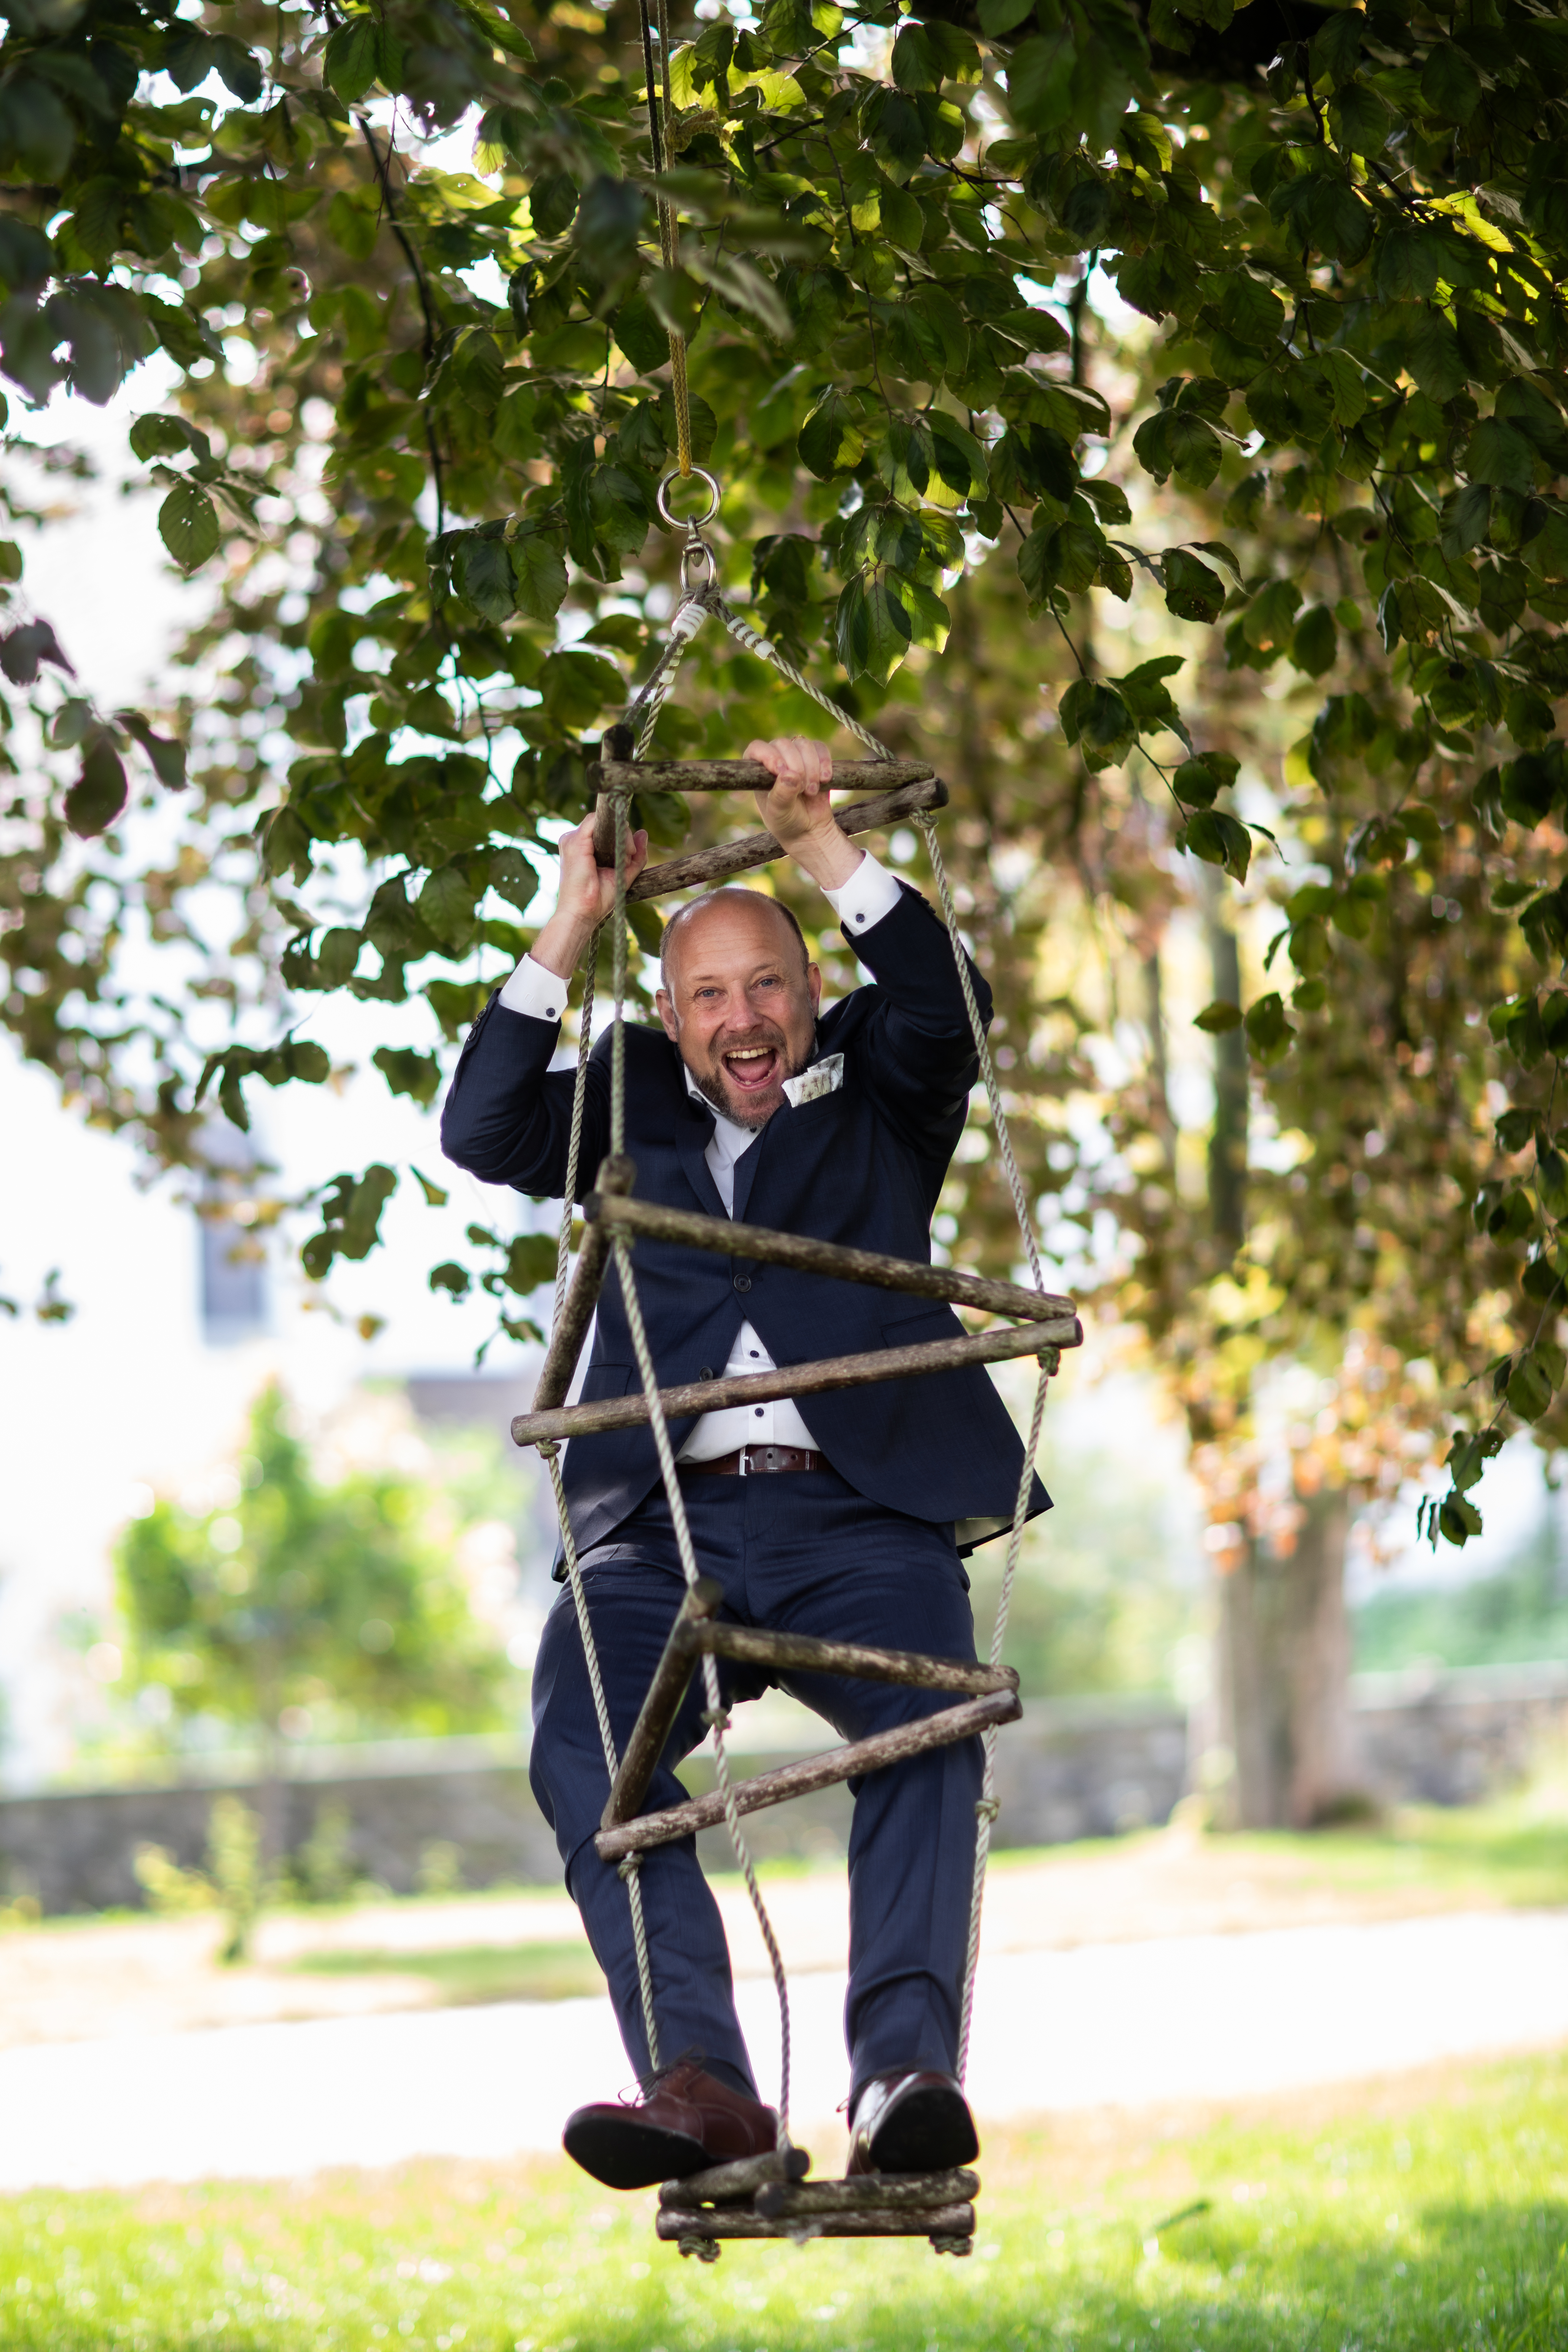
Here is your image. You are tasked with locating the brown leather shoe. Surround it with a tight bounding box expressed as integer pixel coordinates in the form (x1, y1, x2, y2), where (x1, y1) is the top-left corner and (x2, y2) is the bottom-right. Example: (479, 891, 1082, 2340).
(846, 2069, 980, 2176)
(563, 2059, 778, 2190)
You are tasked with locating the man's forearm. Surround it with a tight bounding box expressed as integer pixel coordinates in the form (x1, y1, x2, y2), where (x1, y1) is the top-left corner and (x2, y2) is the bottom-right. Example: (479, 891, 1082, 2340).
(787, 823, 865, 894)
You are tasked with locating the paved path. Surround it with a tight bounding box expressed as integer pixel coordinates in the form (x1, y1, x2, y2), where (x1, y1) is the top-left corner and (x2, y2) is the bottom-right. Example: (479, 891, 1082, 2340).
(2, 1909, 1566, 2191)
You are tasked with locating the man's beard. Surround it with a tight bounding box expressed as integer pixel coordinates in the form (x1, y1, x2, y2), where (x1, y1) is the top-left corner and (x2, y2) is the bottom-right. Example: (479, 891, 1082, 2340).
(688, 1022, 816, 1130)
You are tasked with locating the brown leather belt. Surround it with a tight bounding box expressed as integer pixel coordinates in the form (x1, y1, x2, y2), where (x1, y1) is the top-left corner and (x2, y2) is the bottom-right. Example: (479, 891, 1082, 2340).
(684, 1445, 826, 1477)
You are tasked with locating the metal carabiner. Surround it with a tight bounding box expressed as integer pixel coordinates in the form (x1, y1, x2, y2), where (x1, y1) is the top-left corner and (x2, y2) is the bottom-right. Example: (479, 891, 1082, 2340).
(680, 528, 717, 593)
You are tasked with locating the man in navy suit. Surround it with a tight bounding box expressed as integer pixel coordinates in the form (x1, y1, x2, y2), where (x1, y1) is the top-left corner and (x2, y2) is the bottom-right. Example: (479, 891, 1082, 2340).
(441, 738, 1045, 2189)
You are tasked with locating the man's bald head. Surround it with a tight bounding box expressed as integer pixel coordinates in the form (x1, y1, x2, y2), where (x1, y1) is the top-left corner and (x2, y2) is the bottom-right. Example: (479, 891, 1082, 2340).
(659, 887, 809, 992)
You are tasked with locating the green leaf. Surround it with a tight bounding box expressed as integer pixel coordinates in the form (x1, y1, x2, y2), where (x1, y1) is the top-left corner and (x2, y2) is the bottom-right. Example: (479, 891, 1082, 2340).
(411, 1163, 449, 1205)
(1218, 274, 1285, 351)
(610, 292, 671, 375)
(531, 171, 580, 241)
(1329, 80, 1391, 156)
(1375, 228, 1442, 303)
(1507, 1346, 1559, 1423)
(417, 864, 480, 954)
(452, 534, 514, 623)
(373, 1048, 442, 1109)
(1185, 809, 1253, 883)
(1466, 419, 1537, 495)
(1243, 577, 1302, 653)
(1162, 548, 1226, 625)
(1291, 604, 1338, 677)
(118, 710, 187, 789)
(1173, 757, 1221, 807)
(509, 529, 568, 623)
(158, 481, 220, 572)
(835, 574, 913, 683)
(209, 33, 263, 101)
(798, 387, 865, 479)
(1195, 999, 1243, 1032)
(1243, 989, 1293, 1062)
(1421, 40, 1482, 120)
(131, 413, 207, 462)
(325, 17, 381, 100)
(978, 0, 1035, 28)
(1006, 31, 1077, 131)
(64, 735, 128, 839)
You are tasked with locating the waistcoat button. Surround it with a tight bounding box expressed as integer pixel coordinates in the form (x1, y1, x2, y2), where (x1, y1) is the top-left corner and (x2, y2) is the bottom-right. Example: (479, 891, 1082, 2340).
(734, 1274, 752, 1293)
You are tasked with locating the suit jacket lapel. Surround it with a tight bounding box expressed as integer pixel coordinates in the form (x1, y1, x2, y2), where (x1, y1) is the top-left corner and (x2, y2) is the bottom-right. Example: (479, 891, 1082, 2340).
(675, 1098, 728, 1221)
(729, 1121, 765, 1223)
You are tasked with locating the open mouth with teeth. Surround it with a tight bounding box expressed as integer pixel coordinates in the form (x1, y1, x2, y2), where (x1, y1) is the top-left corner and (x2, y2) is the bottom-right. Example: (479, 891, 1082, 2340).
(718, 1041, 785, 1098)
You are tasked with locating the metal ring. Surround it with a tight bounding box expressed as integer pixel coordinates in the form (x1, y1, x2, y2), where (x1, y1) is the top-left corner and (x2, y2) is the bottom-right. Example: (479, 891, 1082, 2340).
(657, 465, 721, 526)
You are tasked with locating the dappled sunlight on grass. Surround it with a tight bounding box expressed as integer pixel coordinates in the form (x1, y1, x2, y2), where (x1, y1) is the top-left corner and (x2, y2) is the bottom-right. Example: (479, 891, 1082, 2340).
(1, 2052, 1563, 2349)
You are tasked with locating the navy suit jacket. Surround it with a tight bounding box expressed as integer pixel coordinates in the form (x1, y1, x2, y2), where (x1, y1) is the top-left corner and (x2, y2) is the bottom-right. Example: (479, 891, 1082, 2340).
(440, 883, 1049, 1558)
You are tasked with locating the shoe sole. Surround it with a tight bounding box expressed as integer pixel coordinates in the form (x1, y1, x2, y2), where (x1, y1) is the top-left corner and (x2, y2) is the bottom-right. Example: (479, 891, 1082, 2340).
(866, 2084, 980, 2175)
(562, 2115, 709, 2192)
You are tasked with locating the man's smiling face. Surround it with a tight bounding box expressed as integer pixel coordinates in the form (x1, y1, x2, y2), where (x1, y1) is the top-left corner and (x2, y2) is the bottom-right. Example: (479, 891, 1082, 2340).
(656, 890, 822, 1129)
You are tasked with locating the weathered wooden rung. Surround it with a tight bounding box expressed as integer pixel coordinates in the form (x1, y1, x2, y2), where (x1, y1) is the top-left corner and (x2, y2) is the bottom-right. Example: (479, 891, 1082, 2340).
(659, 2146, 811, 2208)
(697, 1622, 1018, 1698)
(511, 1321, 1073, 1448)
(627, 776, 949, 901)
(601, 1585, 1016, 1833)
(754, 2168, 979, 2219)
(600, 757, 938, 794)
(602, 1575, 724, 1831)
(584, 1190, 1076, 1326)
(594, 1688, 1020, 1862)
(527, 1154, 635, 1418)
(658, 2201, 975, 2243)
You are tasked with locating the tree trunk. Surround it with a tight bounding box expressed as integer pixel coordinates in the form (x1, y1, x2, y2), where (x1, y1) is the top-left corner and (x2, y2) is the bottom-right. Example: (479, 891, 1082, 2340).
(1204, 882, 1247, 1260)
(1212, 1487, 1364, 1828)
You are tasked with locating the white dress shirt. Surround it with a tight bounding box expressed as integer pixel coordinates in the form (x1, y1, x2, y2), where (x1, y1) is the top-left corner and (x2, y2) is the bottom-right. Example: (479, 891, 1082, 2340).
(499, 851, 905, 1459)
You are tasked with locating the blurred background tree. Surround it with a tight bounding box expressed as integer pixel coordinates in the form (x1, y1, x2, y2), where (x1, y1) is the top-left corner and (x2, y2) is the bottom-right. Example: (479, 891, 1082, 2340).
(116, 1382, 512, 1859)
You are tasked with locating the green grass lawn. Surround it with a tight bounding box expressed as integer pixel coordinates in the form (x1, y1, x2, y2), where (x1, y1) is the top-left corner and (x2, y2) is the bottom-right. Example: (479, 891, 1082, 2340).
(2, 2050, 1563, 2350)
(288, 1942, 608, 2004)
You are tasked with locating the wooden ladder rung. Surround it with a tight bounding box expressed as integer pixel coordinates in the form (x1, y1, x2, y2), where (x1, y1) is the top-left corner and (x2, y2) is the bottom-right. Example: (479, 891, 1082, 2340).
(755, 2166, 979, 2218)
(594, 1687, 1021, 1862)
(585, 1190, 1076, 1325)
(599, 756, 939, 794)
(656, 2200, 976, 2244)
(657, 2148, 811, 2207)
(627, 776, 947, 901)
(599, 1578, 1019, 1837)
(511, 1318, 1074, 1448)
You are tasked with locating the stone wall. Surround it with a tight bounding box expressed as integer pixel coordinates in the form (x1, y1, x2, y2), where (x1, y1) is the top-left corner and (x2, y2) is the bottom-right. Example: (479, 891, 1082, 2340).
(2, 1664, 1562, 1916)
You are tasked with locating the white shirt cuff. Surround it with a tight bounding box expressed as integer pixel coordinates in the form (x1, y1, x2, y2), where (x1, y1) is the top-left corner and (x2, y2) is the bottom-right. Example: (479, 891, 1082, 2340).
(499, 954, 569, 1023)
(822, 850, 902, 939)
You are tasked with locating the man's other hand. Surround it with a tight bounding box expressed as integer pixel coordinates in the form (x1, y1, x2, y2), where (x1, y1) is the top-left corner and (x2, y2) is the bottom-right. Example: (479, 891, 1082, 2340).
(746, 736, 863, 892)
(531, 810, 649, 982)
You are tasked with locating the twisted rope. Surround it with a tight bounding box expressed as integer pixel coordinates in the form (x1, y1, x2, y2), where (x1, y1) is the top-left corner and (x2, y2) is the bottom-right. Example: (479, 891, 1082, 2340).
(545, 574, 1056, 2123)
(606, 793, 794, 2142)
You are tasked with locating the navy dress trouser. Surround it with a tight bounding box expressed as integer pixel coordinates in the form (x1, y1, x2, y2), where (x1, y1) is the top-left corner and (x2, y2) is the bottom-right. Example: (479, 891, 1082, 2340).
(528, 1464, 983, 2107)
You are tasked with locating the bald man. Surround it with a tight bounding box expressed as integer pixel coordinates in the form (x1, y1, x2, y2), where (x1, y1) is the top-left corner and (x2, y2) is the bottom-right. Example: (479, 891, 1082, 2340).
(441, 738, 1045, 2189)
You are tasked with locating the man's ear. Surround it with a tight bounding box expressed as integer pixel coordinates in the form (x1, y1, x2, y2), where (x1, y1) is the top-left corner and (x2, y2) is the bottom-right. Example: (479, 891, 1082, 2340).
(655, 986, 680, 1042)
(806, 961, 822, 1016)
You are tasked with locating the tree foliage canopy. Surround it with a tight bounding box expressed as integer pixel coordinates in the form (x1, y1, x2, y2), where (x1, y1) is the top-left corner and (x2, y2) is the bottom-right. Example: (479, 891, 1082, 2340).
(5, 0, 1568, 1538)
(116, 1383, 511, 1738)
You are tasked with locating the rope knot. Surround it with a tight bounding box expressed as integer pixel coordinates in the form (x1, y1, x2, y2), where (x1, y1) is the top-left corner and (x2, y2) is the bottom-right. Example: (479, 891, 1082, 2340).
(975, 1796, 1002, 1825)
(537, 1439, 560, 1463)
(701, 1706, 731, 1733)
(617, 1855, 643, 1883)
